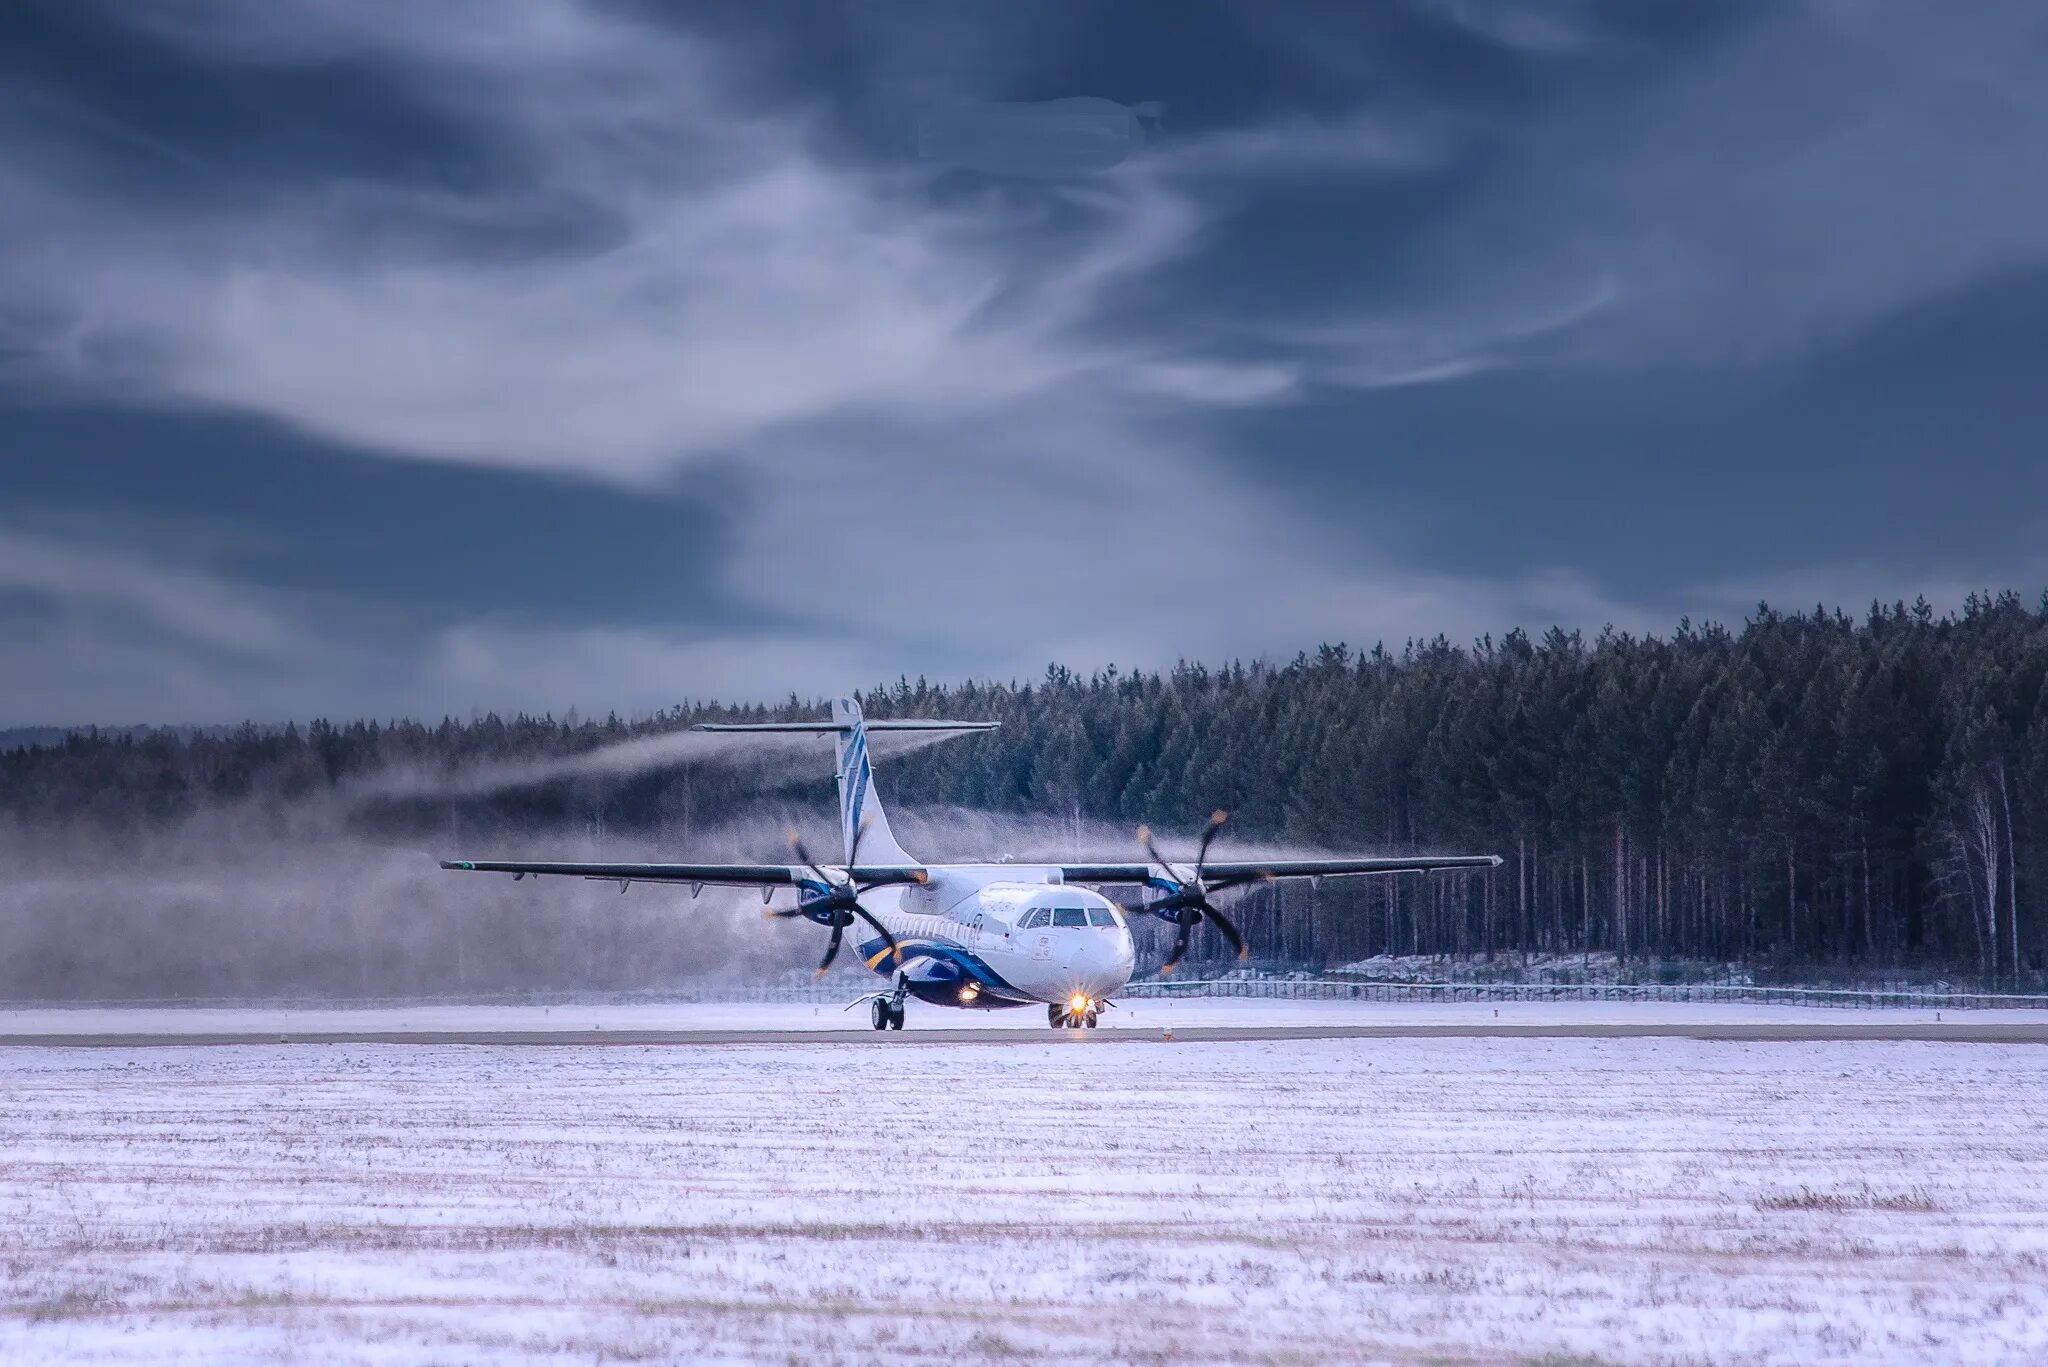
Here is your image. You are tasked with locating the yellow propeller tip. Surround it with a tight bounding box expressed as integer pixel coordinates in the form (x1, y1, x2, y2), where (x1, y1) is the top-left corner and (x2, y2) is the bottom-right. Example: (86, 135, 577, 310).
(1237, 948, 1251, 960)
(1137, 824, 1151, 841)
(786, 830, 802, 848)
(1159, 963, 1176, 977)
(1210, 809, 1228, 825)
(812, 967, 829, 979)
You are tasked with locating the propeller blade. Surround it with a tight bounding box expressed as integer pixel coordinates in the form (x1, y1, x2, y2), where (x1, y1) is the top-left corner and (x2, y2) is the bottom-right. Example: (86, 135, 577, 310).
(1204, 902, 1250, 960)
(1138, 811, 1250, 974)
(787, 830, 837, 890)
(815, 921, 845, 976)
(1138, 823, 1175, 880)
(1160, 918, 1194, 976)
(848, 902, 905, 967)
(1193, 809, 1227, 882)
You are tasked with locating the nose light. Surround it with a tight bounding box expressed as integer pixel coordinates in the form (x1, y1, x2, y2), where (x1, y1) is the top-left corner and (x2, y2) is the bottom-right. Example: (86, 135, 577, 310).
(1069, 993, 1091, 1013)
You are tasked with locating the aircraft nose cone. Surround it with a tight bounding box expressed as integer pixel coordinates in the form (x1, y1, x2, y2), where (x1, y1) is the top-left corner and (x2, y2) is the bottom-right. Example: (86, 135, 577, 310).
(1069, 931, 1135, 1000)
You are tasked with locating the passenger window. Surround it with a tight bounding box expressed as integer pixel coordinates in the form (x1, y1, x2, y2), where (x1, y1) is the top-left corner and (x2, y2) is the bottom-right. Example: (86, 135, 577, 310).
(1086, 907, 1117, 927)
(1052, 908, 1089, 928)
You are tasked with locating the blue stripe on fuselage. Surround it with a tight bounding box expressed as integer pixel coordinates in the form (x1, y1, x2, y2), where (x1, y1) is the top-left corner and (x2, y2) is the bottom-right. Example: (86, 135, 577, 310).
(855, 935, 1024, 997)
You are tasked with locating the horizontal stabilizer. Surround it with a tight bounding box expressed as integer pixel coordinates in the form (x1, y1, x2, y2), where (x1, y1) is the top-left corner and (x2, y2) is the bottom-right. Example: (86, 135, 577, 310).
(690, 720, 997, 734)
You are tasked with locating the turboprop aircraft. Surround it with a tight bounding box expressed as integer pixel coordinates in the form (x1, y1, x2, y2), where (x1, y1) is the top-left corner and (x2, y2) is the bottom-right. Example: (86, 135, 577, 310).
(442, 697, 1499, 1029)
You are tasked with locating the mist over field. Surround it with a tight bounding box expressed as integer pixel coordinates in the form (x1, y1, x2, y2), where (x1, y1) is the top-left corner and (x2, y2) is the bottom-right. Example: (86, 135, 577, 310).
(0, 723, 1229, 1000)
(0, 815, 784, 1002)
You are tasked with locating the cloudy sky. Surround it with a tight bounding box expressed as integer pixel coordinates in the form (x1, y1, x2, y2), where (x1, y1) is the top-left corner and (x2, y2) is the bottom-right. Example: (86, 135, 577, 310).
(3, 0, 2046, 726)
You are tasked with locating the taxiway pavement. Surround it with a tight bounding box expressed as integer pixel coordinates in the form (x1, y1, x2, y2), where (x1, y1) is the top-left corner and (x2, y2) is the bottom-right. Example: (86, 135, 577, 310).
(6, 1020, 2047, 1046)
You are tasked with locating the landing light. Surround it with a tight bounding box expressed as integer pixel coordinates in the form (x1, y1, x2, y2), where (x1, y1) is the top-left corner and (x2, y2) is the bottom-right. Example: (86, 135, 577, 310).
(958, 984, 980, 1003)
(1069, 993, 1090, 1013)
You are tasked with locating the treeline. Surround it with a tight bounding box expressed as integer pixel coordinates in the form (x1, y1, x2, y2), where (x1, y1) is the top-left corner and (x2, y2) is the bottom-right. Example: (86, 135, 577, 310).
(5, 593, 2046, 985)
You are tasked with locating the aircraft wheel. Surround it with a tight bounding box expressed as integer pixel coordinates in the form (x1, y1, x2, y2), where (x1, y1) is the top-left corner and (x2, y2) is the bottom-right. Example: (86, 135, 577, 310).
(888, 1002, 906, 1030)
(1085, 1012, 1099, 1029)
(871, 998, 890, 1031)
(1048, 1004, 1065, 1028)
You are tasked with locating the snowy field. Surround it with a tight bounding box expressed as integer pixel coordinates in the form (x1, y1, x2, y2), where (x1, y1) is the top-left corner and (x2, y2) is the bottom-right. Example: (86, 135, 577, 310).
(4, 1027, 2047, 1364)
(5, 995, 2048, 1038)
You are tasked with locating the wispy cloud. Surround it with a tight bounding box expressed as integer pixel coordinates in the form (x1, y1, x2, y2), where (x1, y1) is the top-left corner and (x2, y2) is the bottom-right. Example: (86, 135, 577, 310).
(1413, 0, 1612, 56)
(0, 520, 896, 724)
(0, 512, 1659, 727)
(0, 1, 1211, 483)
(1384, 0, 2048, 372)
(3, 1, 2045, 723)
(0, 528, 304, 658)
(5, 0, 1584, 718)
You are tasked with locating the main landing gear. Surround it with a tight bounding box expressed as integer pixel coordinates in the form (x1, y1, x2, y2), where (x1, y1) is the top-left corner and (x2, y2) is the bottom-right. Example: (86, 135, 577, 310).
(868, 979, 907, 1031)
(1048, 1001, 1100, 1029)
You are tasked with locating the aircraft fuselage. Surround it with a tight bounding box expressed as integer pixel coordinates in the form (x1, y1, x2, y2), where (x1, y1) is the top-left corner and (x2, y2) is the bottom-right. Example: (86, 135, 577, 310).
(850, 865, 1135, 1011)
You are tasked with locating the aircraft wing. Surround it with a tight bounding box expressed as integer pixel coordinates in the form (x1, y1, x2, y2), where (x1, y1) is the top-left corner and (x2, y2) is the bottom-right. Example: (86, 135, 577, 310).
(1056, 854, 1502, 886)
(439, 860, 927, 888)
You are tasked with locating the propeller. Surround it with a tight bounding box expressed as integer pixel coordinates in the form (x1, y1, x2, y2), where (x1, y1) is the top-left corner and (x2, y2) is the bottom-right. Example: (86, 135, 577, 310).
(1134, 810, 1266, 975)
(769, 818, 918, 977)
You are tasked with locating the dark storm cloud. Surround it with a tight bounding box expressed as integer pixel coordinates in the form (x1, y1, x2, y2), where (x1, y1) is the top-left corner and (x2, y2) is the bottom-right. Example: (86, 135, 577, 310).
(1, 0, 2044, 725)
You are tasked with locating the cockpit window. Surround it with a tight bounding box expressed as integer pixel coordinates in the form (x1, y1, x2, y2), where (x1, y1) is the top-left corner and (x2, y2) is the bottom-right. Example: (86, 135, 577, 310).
(1086, 906, 1119, 928)
(1021, 908, 1049, 929)
(1051, 907, 1089, 928)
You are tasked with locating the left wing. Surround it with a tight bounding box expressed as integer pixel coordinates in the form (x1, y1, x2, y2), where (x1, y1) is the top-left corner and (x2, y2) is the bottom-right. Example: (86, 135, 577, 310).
(1056, 854, 1501, 886)
(439, 860, 926, 888)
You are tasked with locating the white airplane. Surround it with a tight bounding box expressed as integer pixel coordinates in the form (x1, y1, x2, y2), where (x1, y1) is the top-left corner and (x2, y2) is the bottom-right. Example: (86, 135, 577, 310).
(443, 697, 1499, 1029)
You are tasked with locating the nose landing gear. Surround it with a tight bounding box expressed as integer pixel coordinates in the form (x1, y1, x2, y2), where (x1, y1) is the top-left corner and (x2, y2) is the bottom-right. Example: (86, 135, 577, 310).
(1048, 1001, 1100, 1029)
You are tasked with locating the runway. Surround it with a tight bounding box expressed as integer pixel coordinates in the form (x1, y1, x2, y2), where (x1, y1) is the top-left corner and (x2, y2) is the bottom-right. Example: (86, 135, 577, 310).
(7, 1021, 2048, 1046)
(5, 997, 2047, 1047)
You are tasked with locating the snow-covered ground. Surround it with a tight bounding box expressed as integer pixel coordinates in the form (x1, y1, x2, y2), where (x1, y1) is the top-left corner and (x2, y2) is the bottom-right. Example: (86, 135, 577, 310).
(3, 1032, 2046, 1364)
(4, 995, 2047, 1036)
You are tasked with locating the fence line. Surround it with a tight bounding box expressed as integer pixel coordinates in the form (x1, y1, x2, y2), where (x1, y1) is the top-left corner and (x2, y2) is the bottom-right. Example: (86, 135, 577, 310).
(1117, 978, 2048, 1010)
(15, 980, 2047, 1013)
(573, 979, 2048, 1010)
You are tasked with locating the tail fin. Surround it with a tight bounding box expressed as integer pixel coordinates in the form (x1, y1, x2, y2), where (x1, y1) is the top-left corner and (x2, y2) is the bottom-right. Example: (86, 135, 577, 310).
(691, 702, 996, 868)
(832, 696, 913, 866)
